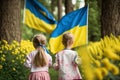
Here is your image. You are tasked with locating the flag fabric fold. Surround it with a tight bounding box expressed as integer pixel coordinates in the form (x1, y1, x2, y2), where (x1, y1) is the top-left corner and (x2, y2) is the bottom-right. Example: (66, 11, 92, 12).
(23, 0, 57, 34)
(49, 6, 88, 53)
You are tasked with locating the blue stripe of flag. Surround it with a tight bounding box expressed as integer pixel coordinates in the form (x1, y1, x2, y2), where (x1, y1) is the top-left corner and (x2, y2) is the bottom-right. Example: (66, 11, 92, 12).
(25, 0, 57, 24)
(51, 6, 88, 37)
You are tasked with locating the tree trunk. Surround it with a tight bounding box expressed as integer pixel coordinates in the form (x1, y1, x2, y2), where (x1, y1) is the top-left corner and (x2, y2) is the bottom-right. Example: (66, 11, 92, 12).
(21, 0, 24, 9)
(58, 0, 63, 20)
(65, 0, 74, 14)
(0, 0, 21, 43)
(51, 0, 56, 14)
(101, 0, 120, 37)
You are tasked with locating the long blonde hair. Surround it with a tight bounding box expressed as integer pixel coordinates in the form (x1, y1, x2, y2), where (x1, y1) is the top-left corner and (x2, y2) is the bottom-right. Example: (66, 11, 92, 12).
(32, 34, 48, 67)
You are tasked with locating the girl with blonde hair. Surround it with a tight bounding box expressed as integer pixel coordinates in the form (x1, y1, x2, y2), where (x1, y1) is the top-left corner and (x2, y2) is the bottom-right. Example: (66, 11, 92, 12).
(53, 32, 82, 80)
(24, 34, 52, 80)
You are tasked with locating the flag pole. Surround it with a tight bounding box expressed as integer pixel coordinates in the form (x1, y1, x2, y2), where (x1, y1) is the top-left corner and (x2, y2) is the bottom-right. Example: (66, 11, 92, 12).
(79, 0, 88, 45)
(86, 4, 89, 45)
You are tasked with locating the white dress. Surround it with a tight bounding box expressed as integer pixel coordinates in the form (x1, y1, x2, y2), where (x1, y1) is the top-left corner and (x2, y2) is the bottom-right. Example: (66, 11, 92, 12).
(53, 49, 82, 80)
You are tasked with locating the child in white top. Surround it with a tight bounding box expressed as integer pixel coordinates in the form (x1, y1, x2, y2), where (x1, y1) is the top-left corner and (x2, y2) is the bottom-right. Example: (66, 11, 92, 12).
(24, 34, 52, 80)
(53, 32, 82, 80)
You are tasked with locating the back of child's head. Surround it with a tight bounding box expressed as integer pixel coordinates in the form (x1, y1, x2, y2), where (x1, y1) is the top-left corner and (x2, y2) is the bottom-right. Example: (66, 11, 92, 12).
(32, 34, 48, 67)
(32, 34, 46, 48)
(62, 32, 74, 47)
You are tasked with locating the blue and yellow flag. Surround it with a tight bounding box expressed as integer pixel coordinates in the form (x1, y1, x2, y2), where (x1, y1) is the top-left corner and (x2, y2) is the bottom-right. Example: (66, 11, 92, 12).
(23, 0, 57, 34)
(49, 6, 88, 53)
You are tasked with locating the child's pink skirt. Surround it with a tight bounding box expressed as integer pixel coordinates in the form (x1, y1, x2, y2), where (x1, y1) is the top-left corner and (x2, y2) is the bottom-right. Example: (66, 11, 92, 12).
(29, 71, 50, 80)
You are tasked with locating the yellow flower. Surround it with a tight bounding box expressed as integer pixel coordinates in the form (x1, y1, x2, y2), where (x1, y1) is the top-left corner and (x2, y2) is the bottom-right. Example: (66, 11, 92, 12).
(114, 45, 120, 52)
(14, 49, 19, 54)
(13, 68, 16, 71)
(0, 65, 3, 69)
(94, 67, 108, 80)
(12, 60, 15, 63)
(16, 57, 19, 60)
(0, 50, 3, 53)
(21, 54, 25, 57)
(94, 60, 101, 67)
(12, 40, 19, 46)
(1, 57, 6, 61)
(101, 67, 108, 76)
(101, 58, 111, 70)
(23, 59, 25, 62)
(22, 50, 25, 53)
(103, 48, 119, 60)
(110, 64, 119, 75)
(4, 46, 8, 50)
(8, 46, 12, 50)
(94, 68, 103, 80)
(21, 61, 23, 64)
(2, 40, 8, 44)
(1, 45, 5, 50)
(2, 54, 5, 57)
(11, 44, 16, 49)
(11, 51, 16, 55)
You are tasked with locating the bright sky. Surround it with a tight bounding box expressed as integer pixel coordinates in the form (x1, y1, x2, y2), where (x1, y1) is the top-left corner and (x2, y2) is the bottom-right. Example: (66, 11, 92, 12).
(72, 0, 76, 5)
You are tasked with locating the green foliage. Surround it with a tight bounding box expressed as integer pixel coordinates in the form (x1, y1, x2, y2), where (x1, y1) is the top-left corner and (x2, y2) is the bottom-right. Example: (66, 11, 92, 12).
(39, 0, 53, 15)
(0, 40, 31, 80)
(49, 68, 58, 80)
(21, 24, 50, 41)
(22, 25, 34, 40)
(87, 0, 101, 41)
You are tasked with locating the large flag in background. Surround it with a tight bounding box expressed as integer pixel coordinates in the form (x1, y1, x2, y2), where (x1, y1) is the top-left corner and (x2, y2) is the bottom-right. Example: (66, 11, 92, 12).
(49, 6, 88, 53)
(23, 0, 57, 34)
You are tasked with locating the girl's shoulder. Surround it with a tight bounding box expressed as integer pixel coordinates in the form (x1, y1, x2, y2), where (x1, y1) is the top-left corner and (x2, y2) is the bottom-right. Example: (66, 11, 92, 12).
(31, 50, 37, 53)
(46, 53, 52, 59)
(56, 50, 64, 54)
(67, 50, 78, 56)
(46, 53, 51, 57)
(64, 49, 77, 53)
(28, 50, 37, 56)
(29, 50, 37, 54)
(57, 49, 77, 55)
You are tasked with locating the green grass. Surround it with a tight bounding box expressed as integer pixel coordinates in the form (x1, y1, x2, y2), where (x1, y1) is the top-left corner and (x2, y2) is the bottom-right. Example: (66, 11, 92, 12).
(49, 68, 58, 80)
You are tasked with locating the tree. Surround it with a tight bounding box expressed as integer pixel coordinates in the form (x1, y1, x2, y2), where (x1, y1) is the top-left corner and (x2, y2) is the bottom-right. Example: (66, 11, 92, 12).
(58, 0, 63, 20)
(86, 0, 101, 41)
(64, 0, 74, 14)
(0, 0, 21, 43)
(101, 0, 120, 37)
(51, 0, 56, 14)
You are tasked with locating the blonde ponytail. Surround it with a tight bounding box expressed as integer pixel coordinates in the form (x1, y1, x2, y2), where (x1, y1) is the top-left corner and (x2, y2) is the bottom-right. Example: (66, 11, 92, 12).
(33, 46, 48, 67)
(32, 34, 48, 67)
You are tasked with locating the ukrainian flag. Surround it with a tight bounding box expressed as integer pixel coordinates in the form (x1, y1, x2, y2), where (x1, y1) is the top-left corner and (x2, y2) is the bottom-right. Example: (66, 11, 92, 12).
(23, 0, 57, 34)
(49, 6, 88, 53)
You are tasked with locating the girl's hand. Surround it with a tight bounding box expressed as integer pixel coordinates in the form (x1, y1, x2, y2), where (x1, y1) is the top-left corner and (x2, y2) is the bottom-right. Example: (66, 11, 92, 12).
(53, 63, 59, 70)
(75, 57, 82, 65)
